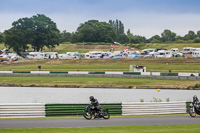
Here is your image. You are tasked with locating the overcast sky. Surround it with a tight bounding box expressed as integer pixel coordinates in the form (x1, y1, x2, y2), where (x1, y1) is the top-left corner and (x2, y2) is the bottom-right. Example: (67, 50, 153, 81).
(1, 0, 200, 38)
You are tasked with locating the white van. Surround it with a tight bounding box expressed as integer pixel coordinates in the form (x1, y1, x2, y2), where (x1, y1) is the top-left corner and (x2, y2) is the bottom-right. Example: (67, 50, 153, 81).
(27, 52, 45, 59)
(192, 51, 200, 58)
(181, 47, 195, 54)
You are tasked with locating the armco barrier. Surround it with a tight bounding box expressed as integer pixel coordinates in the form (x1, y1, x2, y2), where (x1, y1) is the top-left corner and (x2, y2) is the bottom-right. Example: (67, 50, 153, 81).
(68, 71, 89, 74)
(123, 72, 141, 75)
(31, 71, 50, 74)
(178, 73, 199, 77)
(105, 72, 123, 75)
(89, 72, 105, 74)
(0, 103, 45, 118)
(0, 71, 13, 73)
(45, 103, 122, 117)
(160, 73, 178, 76)
(50, 72, 68, 74)
(122, 101, 186, 115)
(13, 71, 30, 73)
(0, 71, 200, 80)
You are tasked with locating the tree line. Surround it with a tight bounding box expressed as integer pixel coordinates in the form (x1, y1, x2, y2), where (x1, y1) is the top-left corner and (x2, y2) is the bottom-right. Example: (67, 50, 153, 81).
(0, 14, 200, 54)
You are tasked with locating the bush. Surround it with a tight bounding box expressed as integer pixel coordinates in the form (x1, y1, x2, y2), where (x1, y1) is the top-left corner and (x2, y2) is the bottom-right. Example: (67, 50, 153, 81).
(194, 38, 200, 43)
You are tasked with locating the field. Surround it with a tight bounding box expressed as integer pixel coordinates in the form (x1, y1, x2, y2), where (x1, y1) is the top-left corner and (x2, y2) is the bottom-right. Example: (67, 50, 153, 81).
(1, 43, 200, 54)
(0, 125, 200, 133)
(0, 76, 199, 88)
(0, 43, 200, 88)
(0, 58, 200, 73)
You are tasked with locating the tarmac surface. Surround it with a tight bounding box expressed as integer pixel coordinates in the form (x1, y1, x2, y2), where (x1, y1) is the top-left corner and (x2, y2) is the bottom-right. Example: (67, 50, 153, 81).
(0, 116, 200, 129)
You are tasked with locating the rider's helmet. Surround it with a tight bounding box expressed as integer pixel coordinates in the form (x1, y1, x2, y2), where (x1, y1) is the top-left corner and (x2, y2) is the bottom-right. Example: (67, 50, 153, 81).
(89, 96, 94, 101)
(193, 95, 198, 102)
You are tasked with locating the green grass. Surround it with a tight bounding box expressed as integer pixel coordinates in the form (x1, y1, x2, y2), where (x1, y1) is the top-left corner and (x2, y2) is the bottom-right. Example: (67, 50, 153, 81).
(0, 76, 199, 88)
(0, 125, 199, 133)
(1, 58, 200, 73)
(130, 43, 200, 51)
(2, 43, 200, 54)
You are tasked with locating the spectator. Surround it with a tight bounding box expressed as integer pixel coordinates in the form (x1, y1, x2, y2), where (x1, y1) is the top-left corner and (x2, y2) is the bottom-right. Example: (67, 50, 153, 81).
(38, 65, 41, 71)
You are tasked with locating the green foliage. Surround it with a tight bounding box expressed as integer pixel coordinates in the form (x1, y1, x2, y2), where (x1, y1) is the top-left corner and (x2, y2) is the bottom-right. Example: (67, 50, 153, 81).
(140, 99, 144, 102)
(59, 30, 71, 43)
(166, 98, 170, 102)
(126, 29, 147, 44)
(152, 97, 162, 102)
(193, 38, 200, 43)
(4, 14, 60, 53)
(31, 14, 60, 51)
(0, 32, 4, 43)
(161, 29, 176, 42)
(109, 19, 125, 42)
(184, 31, 196, 40)
(74, 20, 116, 43)
(187, 84, 200, 90)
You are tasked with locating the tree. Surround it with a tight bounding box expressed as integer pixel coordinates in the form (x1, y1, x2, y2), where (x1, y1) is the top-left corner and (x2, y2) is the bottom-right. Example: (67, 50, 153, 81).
(4, 17, 32, 54)
(0, 32, 3, 43)
(161, 29, 176, 42)
(59, 30, 72, 43)
(5, 14, 60, 53)
(197, 30, 200, 38)
(126, 29, 147, 44)
(109, 19, 125, 42)
(75, 20, 116, 43)
(31, 14, 60, 51)
(184, 30, 196, 41)
(118, 33, 129, 44)
(149, 35, 161, 43)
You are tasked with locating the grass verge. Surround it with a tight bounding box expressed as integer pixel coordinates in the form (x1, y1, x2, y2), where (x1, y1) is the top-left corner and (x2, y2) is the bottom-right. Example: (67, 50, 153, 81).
(0, 76, 199, 89)
(0, 125, 200, 133)
(0, 58, 200, 73)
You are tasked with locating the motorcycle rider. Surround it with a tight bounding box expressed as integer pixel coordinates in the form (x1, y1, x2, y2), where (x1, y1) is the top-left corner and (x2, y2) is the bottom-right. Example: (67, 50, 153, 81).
(89, 96, 101, 115)
(193, 95, 200, 110)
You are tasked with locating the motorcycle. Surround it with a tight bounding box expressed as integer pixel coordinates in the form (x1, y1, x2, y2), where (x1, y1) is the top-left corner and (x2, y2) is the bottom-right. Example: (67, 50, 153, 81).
(83, 105, 110, 120)
(189, 95, 200, 117)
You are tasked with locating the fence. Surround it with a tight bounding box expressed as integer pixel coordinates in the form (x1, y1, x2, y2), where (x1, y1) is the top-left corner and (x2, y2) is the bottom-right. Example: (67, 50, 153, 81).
(0, 103, 45, 118)
(0, 71, 199, 79)
(45, 103, 122, 117)
(122, 101, 187, 115)
(0, 102, 189, 118)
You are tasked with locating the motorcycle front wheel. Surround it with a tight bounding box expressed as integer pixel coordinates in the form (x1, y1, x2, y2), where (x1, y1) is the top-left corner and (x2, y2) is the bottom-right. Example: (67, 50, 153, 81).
(83, 111, 92, 120)
(189, 108, 196, 117)
(103, 111, 110, 119)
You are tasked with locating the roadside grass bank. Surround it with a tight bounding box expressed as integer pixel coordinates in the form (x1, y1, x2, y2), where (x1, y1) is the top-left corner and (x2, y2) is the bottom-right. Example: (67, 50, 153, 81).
(0, 76, 199, 89)
(0, 58, 200, 73)
(0, 124, 199, 133)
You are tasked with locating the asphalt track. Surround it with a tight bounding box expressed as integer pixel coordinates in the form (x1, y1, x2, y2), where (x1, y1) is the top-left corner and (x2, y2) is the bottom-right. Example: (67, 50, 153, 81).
(0, 116, 200, 129)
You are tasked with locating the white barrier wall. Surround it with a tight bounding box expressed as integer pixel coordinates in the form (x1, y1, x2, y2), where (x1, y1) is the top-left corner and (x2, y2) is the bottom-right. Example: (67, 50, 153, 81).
(122, 101, 186, 115)
(30, 71, 50, 74)
(141, 72, 151, 75)
(0, 103, 45, 118)
(152, 72, 161, 76)
(105, 72, 123, 75)
(178, 73, 199, 77)
(68, 71, 89, 74)
(0, 71, 13, 73)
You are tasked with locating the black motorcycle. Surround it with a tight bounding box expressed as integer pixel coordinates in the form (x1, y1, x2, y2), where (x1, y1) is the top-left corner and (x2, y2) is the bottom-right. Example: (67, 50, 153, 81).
(189, 95, 200, 117)
(83, 105, 110, 120)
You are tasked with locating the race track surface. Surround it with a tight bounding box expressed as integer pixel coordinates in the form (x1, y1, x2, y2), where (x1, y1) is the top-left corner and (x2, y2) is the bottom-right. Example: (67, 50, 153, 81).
(0, 116, 200, 129)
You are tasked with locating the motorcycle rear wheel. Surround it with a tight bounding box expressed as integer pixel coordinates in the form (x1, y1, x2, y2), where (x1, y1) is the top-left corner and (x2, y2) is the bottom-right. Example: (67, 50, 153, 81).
(83, 111, 92, 120)
(103, 111, 110, 119)
(189, 108, 196, 117)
